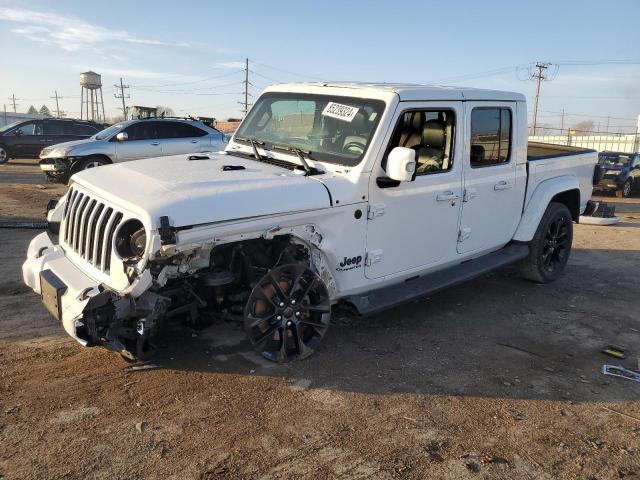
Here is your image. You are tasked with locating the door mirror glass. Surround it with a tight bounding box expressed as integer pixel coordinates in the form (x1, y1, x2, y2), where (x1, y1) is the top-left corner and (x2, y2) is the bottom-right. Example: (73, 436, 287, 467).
(116, 132, 128, 142)
(387, 147, 416, 182)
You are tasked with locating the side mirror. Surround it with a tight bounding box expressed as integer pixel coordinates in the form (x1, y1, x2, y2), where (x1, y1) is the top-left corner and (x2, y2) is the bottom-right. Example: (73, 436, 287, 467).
(387, 147, 416, 182)
(115, 132, 128, 142)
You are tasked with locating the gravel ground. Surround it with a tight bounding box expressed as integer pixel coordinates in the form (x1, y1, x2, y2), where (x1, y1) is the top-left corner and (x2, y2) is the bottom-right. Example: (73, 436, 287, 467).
(1, 159, 639, 479)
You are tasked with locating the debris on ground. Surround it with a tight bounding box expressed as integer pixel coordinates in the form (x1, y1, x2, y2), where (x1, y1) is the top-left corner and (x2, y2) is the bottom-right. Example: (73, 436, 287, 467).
(135, 421, 148, 433)
(602, 345, 627, 359)
(602, 365, 640, 383)
(124, 362, 161, 373)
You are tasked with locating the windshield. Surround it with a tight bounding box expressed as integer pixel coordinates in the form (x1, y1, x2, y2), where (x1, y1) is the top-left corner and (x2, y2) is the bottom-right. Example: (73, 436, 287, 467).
(599, 153, 631, 166)
(0, 121, 22, 134)
(235, 92, 386, 166)
(95, 124, 124, 140)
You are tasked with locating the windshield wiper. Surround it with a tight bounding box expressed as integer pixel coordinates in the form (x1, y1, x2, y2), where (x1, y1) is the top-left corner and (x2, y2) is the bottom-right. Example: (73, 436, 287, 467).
(235, 136, 265, 160)
(271, 144, 322, 176)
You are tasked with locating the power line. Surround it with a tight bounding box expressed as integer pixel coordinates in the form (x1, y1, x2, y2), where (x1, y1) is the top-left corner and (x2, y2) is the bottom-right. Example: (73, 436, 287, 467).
(529, 62, 552, 135)
(252, 61, 325, 81)
(131, 69, 244, 88)
(50, 91, 62, 118)
(8, 94, 18, 113)
(114, 78, 130, 118)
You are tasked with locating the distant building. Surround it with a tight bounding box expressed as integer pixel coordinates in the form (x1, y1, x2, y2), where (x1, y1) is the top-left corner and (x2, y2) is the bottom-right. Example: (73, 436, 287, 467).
(128, 106, 158, 120)
(0, 111, 50, 128)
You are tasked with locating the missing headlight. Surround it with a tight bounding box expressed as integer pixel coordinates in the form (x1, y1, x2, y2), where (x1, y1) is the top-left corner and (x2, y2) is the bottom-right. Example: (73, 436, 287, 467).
(115, 219, 146, 260)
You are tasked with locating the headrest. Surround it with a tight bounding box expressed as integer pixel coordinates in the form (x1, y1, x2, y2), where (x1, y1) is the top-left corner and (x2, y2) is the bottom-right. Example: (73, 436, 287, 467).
(405, 111, 424, 130)
(422, 119, 446, 148)
(351, 111, 366, 132)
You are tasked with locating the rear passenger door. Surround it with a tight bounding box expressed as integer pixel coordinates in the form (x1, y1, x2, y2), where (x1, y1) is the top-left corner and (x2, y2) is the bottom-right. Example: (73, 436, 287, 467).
(156, 121, 207, 156)
(457, 103, 525, 254)
(114, 121, 161, 161)
(12, 121, 44, 157)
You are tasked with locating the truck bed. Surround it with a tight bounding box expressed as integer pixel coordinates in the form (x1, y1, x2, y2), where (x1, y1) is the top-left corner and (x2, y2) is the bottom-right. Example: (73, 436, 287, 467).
(527, 142, 595, 161)
(525, 142, 598, 215)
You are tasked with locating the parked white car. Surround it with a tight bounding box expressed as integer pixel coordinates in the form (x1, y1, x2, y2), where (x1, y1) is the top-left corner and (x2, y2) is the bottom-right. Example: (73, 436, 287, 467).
(23, 83, 597, 362)
(39, 118, 229, 182)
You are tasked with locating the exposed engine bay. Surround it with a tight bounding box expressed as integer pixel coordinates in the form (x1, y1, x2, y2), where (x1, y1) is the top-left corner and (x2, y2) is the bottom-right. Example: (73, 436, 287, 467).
(78, 235, 332, 362)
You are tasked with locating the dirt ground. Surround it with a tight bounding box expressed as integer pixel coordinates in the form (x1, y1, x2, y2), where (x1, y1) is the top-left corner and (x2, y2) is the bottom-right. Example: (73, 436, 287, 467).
(1, 160, 639, 480)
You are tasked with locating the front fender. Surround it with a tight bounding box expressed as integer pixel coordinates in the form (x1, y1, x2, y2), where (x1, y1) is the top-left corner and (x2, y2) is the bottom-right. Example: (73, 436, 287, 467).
(513, 175, 579, 242)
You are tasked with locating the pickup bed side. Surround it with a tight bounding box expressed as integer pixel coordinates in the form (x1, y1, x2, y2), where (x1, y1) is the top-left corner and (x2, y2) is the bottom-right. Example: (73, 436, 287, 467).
(513, 144, 597, 242)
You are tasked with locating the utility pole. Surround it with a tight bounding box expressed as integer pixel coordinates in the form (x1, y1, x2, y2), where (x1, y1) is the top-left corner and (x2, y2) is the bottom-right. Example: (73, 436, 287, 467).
(530, 62, 550, 136)
(8, 94, 18, 113)
(560, 109, 565, 132)
(51, 91, 62, 118)
(605, 116, 610, 134)
(238, 58, 253, 116)
(113, 77, 130, 119)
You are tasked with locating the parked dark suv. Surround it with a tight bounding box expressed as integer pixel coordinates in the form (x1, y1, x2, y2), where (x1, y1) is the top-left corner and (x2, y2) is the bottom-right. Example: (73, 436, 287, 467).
(0, 118, 103, 164)
(594, 151, 640, 198)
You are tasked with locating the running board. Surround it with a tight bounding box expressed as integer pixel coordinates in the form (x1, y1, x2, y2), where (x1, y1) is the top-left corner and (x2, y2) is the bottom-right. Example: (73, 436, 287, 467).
(343, 243, 529, 316)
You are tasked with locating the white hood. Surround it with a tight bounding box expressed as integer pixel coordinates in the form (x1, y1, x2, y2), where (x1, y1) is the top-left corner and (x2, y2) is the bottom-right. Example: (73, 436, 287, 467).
(71, 153, 332, 229)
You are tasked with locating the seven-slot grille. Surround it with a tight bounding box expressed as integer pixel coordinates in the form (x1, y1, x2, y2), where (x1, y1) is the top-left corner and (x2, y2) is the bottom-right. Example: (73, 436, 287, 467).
(61, 188, 123, 273)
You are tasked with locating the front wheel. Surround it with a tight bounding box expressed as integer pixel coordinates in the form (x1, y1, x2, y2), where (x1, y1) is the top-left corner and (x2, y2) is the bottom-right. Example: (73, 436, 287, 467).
(244, 264, 331, 363)
(520, 202, 573, 283)
(0, 145, 10, 164)
(71, 157, 108, 175)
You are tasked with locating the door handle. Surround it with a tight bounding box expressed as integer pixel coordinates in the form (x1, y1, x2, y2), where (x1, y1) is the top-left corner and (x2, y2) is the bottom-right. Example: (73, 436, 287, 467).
(151, 141, 160, 146)
(39, 139, 53, 143)
(190, 139, 198, 143)
(436, 191, 461, 202)
(494, 180, 513, 191)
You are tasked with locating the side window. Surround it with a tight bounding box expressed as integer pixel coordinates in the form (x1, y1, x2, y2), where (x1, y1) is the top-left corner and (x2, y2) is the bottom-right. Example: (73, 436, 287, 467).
(124, 122, 157, 141)
(15, 122, 42, 136)
(470, 108, 511, 167)
(157, 122, 207, 139)
(385, 110, 456, 175)
(74, 124, 99, 136)
(633, 155, 640, 168)
(43, 121, 65, 135)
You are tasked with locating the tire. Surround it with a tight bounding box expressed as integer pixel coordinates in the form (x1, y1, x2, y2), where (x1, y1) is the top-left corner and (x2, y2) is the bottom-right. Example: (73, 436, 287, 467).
(70, 156, 108, 176)
(244, 264, 331, 363)
(619, 180, 632, 198)
(520, 202, 573, 284)
(0, 145, 10, 164)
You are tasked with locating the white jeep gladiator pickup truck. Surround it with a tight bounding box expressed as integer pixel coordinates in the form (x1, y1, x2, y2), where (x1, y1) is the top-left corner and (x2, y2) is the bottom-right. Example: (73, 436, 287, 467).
(23, 83, 598, 362)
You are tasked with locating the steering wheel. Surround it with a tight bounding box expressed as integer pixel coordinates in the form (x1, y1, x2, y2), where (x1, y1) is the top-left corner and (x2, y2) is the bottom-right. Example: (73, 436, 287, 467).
(343, 141, 366, 155)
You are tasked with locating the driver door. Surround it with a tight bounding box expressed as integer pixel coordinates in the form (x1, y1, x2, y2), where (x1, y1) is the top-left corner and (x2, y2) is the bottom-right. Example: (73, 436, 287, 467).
(365, 102, 464, 279)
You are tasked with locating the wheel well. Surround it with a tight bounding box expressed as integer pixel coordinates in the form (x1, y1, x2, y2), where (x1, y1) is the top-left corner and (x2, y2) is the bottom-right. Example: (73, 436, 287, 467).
(551, 189, 580, 222)
(85, 154, 112, 164)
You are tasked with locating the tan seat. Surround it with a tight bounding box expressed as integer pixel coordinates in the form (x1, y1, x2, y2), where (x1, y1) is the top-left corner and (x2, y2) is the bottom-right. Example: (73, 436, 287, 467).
(415, 119, 446, 174)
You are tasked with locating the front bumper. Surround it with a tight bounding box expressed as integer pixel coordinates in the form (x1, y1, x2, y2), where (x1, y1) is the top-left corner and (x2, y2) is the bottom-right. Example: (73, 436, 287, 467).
(595, 176, 624, 191)
(39, 158, 72, 174)
(22, 232, 101, 345)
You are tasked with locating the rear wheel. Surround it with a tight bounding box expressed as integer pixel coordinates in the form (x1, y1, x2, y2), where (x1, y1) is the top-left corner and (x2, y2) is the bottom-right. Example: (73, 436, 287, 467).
(619, 180, 632, 198)
(244, 264, 331, 363)
(0, 145, 10, 164)
(520, 202, 573, 283)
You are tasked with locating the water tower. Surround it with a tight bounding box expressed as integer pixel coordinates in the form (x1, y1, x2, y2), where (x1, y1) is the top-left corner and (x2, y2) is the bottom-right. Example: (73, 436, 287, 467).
(80, 71, 105, 123)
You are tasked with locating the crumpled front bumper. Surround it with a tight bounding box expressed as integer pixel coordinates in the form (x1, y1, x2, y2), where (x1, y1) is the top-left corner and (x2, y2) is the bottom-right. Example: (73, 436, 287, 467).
(22, 232, 101, 345)
(39, 158, 72, 174)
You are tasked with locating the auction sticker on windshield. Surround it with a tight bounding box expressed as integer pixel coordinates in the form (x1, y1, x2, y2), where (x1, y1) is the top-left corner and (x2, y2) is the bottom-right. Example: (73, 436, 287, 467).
(322, 102, 359, 122)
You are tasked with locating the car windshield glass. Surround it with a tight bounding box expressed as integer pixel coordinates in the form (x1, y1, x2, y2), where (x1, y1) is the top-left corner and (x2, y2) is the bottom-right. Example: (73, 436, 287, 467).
(235, 92, 386, 167)
(0, 121, 22, 134)
(94, 124, 124, 140)
(599, 154, 631, 166)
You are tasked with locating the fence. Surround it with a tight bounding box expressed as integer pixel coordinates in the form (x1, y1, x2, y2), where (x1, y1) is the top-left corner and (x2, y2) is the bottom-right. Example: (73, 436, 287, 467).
(529, 128, 639, 153)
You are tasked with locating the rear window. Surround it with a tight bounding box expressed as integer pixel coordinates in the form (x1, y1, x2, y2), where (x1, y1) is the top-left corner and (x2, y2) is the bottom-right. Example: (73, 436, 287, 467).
(470, 108, 512, 167)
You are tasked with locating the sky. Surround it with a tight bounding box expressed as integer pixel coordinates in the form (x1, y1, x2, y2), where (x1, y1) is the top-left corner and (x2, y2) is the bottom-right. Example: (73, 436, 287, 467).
(1, 0, 639, 132)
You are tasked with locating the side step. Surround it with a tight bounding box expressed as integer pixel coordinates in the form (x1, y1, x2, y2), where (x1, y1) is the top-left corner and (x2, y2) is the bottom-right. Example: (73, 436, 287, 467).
(344, 243, 530, 316)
